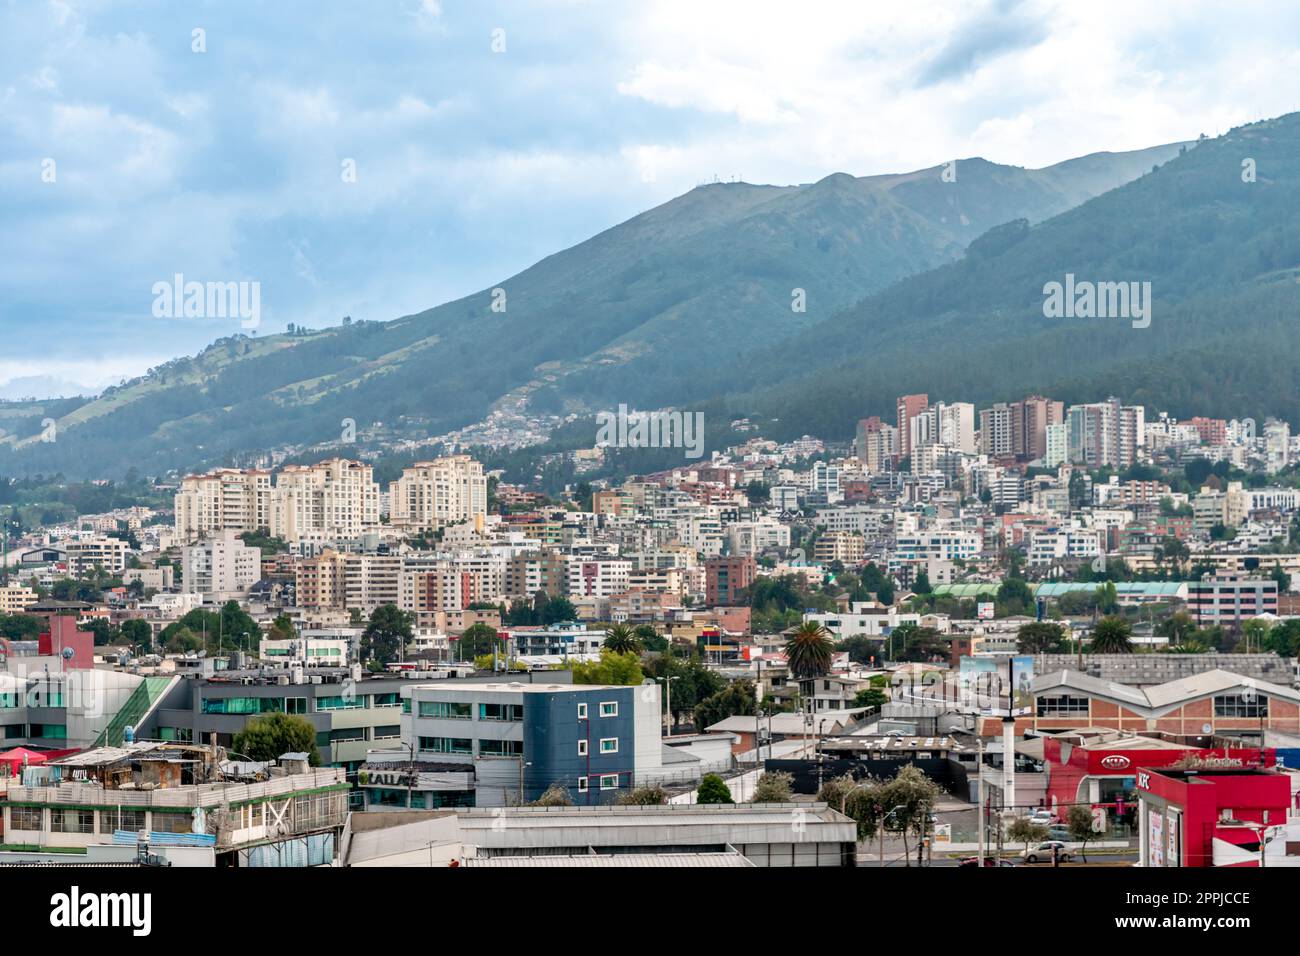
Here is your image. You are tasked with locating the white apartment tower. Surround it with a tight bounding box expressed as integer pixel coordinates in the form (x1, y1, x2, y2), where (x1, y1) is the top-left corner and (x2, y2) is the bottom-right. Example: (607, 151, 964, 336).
(272, 458, 380, 542)
(174, 469, 273, 544)
(390, 456, 488, 533)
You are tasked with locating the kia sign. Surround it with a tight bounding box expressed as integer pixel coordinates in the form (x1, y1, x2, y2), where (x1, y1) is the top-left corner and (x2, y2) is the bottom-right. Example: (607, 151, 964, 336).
(1099, 754, 1132, 771)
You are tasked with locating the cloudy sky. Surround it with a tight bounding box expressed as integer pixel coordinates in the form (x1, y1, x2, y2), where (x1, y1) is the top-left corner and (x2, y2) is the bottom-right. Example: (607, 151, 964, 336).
(3, 0, 1300, 396)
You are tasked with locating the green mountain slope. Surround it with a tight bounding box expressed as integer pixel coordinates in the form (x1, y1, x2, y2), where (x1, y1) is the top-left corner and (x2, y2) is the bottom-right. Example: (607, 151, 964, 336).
(0, 141, 1184, 478)
(726, 115, 1300, 441)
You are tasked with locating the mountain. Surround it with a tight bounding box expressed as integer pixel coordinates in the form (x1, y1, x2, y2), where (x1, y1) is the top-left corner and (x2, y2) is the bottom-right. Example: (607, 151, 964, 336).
(725, 116, 1300, 441)
(0, 141, 1186, 479)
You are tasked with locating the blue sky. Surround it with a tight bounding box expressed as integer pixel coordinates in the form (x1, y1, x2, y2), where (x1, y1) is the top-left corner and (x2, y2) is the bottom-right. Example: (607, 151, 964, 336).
(4, 0, 1300, 396)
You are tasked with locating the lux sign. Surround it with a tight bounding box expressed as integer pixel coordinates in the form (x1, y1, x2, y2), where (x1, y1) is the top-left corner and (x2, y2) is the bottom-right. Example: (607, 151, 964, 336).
(1100, 754, 1131, 770)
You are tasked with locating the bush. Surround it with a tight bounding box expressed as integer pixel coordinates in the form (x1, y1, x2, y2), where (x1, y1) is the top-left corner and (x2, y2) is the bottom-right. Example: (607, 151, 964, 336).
(528, 783, 573, 807)
(616, 785, 668, 806)
(752, 771, 794, 803)
(696, 773, 734, 805)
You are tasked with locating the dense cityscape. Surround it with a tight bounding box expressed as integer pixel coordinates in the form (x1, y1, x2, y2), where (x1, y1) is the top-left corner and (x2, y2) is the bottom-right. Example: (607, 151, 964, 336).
(2, 387, 1299, 881)
(7, 0, 1297, 936)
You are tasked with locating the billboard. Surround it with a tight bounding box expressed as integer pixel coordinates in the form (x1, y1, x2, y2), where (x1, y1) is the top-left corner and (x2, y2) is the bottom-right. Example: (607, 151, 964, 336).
(977, 601, 995, 620)
(957, 655, 1035, 717)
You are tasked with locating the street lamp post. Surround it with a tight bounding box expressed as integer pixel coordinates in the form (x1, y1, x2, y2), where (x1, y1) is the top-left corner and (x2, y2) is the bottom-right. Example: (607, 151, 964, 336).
(656, 675, 679, 737)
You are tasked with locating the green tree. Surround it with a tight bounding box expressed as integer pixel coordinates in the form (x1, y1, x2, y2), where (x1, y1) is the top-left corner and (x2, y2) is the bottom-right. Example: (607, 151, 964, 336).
(458, 622, 502, 661)
(361, 604, 413, 665)
(1089, 615, 1133, 654)
(913, 569, 932, 595)
(232, 712, 320, 765)
(1064, 804, 1096, 861)
(784, 621, 834, 678)
(163, 626, 201, 653)
(571, 648, 643, 685)
(633, 624, 668, 653)
(1007, 817, 1049, 853)
(1016, 622, 1067, 654)
(995, 577, 1033, 616)
(851, 687, 889, 710)
(693, 678, 758, 730)
(752, 771, 794, 803)
(541, 596, 578, 626)
(603, 623, 643, 655)
(880, 765, 942, 867)
(119, 618, 153, 651)
(696, 773, 734, 805)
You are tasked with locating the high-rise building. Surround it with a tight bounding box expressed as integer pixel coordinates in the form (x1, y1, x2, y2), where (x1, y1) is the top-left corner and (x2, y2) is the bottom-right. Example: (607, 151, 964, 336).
(181, 530, 261, 600)
(272, 458, 380, 543)
(705, 556, 755, 607)
(390, 456, 488, 533)
(896, 394, 929, 461)
(174, 469, 273, 543)
(855, 417, 897, 473)
(979, 396, 1063, 460)
(1019, 395, 1065, 460)
(1044, 422, 1069, 468)
(935, 402, 976, 454)
(1066, 398, 1144, 469)
(979, 403, 1016, 458)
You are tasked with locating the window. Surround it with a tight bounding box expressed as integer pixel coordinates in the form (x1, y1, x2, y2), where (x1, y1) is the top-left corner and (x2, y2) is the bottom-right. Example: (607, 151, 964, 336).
(479, 739, 523, 757)
(286, 697, 308, 715)
(1214, 693, 1268, 718)
(99, 808, 147, 834)
(10, 806, 43, 830)
(577, 703, 588, 719)
(599, 774, 619, 790)
(317, 695, 369, 711)
(419, 701, 471, 719)
(479, 702, 523, 722)
(51, 808, 94, 834)
(30, 724, 66, 739)
(577, 776, 589, 793)
(1036, 695, 1090, 717)
(599, 701, 618, 718)
(373, 692, 402, 708)
(158, 727, 194, 743)
(402, 698, 412, 714)
(151, 812, 194, 834)
(419, 736, 472, 755)
(0, 692, 16, 709)
(577, 739, 588, 756)
(372, 725, 401, 740)
(201, 697, 283, 715)
(600, 737, 618, 754)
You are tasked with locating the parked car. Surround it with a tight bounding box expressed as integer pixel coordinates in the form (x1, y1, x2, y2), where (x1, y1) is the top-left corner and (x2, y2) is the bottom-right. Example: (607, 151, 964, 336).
(1021, 841, 1072, 864)
(1047, 825, 1071, 842)
(1027, 809, 1056, 825)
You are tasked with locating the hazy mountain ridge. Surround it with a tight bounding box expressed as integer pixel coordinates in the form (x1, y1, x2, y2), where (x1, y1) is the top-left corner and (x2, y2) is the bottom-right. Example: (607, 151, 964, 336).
(0, 140, 1187, 478)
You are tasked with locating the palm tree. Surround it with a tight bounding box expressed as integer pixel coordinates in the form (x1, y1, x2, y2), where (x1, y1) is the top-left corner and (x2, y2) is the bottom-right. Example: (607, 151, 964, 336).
(1089, 615, 1133, 654)
(785, 621, 835, 678)
(603, 623, 642, 655)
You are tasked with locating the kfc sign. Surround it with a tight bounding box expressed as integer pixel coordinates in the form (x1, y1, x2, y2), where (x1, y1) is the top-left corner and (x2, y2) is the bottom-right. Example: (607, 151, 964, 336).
(1099, 754, 1132, 771)
(1136, 771, 1152, 791)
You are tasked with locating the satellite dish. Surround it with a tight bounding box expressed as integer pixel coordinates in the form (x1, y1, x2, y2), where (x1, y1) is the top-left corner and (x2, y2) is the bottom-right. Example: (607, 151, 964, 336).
(1201, 723, 1212, 735)
(61, 647, 74, 660)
